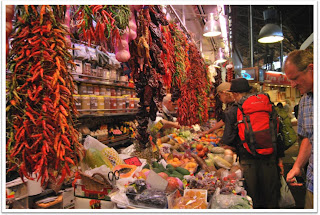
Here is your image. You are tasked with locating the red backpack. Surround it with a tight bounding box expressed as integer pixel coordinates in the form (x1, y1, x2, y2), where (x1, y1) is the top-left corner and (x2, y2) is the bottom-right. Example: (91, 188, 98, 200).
(236, 93, 278, 157)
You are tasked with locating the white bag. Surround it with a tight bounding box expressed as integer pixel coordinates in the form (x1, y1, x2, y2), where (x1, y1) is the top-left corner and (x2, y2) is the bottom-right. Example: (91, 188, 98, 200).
(279, 175, 296, 208)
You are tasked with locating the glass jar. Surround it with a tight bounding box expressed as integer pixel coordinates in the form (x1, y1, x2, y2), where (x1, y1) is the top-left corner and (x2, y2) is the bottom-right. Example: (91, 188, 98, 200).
(73, 94, 82, 110)
(110, 69, 117, 81)
(104, 95, 111, 113)
(87, 84, 94, 95)
(106, 87, 111, 96)
(104, 68, 110, 81)
(91, 68, 97, 77)
(97, 96, 105, 114)
(81, 95, 90, 114)
(116, 88, 121, 97)
(110, 96, 117, 113)
(129, 98, 135, 111)
(90, 95, 98, 114)
(79, 83, 87, 95)
(110, 88, 116, 96)
(74, 84, 79, 94)
(100, 86, 106, 95)
(84, 63, 91, 75)
(134, 98, 139, 109)
(97, 67, 103, 78)
(94, 85, 100, 95)
(116, 96, 123, 113)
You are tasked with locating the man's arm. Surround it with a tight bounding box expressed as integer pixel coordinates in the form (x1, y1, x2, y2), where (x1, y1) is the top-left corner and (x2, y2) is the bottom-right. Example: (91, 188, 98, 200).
(161, 119, 180, 129)
(286, 137, 312, 182)
(199, 120, 225, 137)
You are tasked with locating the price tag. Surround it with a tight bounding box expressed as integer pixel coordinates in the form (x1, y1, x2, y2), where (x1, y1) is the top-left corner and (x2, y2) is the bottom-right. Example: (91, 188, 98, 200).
(124, 156, 142, 166)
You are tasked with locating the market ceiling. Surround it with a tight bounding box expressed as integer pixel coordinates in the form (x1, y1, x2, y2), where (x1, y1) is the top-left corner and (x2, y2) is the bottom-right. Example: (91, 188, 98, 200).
(171, 5, 313, 68)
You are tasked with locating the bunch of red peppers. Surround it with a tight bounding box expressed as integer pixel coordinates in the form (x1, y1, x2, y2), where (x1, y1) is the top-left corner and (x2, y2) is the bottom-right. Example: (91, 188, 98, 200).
(6, 5, 84, 186)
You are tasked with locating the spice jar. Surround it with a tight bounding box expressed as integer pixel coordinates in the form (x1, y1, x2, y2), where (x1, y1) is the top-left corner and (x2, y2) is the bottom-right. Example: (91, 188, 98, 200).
(104, 68, 110, 81)
(73, 94, 81, 110)
(84, 63, 91, 75)
(110, 88, 116, 96)
(97, 67, 103, 78)
(110, 69, 117, 81)
(134, 98, 139, 109)
(129, 98, 135, 111)
(90, 95, 98, 114)
(104, 95, 111, 113)
(116, 88, 121, 97)
(81, 95, 90, 114)
(97, 96, 105, 114)
(100, 86, 106, 95)
(94, 85, 100, 95)
(87, 84, 94, 95)
(91, 68, 97, 77)
(110, 96, 117, 113)
(79, 83, 87, 95)
(116, 96, 123, 113)
(106, 87, 111, 96)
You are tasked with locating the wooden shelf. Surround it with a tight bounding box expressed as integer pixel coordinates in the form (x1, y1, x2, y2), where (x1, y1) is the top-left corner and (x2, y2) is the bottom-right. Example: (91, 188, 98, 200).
(77, 111, 137, 118)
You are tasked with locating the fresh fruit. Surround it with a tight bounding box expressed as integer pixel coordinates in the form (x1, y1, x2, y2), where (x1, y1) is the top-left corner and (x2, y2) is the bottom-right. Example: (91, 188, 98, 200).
(175, 167, 190, 175)
(158, 172, 169, 180)
(196, 144, 203, 151)
(166, 177, 180, 193)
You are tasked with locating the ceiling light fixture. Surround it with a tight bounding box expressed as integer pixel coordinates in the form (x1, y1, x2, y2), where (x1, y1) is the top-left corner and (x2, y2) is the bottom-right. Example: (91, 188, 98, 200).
(258, 8, 284, 43)
(203, 13, 221, 37)
(215, 48, 227, 64)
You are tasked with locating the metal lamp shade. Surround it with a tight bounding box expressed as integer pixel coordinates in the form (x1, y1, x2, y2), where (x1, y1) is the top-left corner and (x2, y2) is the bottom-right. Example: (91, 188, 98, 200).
(258, 23, 284, 43)
(203, 13, 221, 37)
(215, 48, 227, 64)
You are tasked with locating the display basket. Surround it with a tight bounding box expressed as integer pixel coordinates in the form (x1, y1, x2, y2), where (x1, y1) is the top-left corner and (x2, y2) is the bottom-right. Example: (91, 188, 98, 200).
(74, 172, 113, 201)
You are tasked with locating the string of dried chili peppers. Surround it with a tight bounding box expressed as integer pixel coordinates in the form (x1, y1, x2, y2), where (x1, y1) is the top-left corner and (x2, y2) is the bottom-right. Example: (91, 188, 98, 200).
(6, 5, 84, 186)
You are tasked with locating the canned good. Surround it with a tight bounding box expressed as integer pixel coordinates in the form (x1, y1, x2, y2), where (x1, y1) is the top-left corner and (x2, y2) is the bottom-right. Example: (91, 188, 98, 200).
(87, 84, 94, 95)
(94, 85, 100, 95)
(97, 96, 105, 114)
(104, 96, 111, 113)
(81, 95, 90, 114)
(90, 95, 98, 114)
(79, 83, 88, 95)
(73, 94, 81, 110)
(100, 86, 106, 95)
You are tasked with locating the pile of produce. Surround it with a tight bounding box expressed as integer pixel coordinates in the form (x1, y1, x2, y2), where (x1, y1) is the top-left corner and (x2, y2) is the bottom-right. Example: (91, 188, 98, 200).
(6, 5, 84, 185)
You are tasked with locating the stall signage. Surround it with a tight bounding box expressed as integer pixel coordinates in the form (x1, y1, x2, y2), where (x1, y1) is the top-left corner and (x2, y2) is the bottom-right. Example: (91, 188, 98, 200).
(124, 156, 142, 166)
(264, 72, 291, 85)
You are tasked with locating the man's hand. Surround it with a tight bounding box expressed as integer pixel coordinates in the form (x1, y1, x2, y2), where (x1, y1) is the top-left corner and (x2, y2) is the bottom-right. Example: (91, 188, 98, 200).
(286, 166, 302, 183)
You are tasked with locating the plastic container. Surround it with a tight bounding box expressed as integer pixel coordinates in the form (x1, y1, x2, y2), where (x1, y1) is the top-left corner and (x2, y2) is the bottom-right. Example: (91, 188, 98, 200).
(104, 96, 111, 113)
(79, 83, 88, 95)
(81, 95, 90, 114)
(87, 84, 94, 95)
(97, 96, 105, 114)
(94, 85, 100, 95)
(90, 95, 98, 114)
(100, 86, 106, 95)
(73, 94, 82, 110)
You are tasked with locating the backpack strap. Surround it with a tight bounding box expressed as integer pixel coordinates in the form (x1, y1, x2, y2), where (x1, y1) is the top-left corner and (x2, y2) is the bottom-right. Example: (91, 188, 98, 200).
(237, 102, 258, 157)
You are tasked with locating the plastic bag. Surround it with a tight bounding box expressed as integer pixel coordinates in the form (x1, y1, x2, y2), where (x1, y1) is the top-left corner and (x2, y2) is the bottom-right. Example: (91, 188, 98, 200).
(210, 188, 252, 209)
(73, 43, 88, 60)
(279, 175, 296, 208)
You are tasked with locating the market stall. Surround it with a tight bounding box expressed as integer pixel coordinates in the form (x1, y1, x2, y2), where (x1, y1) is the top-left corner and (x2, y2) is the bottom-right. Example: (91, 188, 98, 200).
(5, 4, 252, 210)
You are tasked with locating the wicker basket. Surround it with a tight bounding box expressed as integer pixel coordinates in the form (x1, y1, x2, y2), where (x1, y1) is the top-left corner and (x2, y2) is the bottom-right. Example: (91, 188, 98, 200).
(79, 172, 112, 191)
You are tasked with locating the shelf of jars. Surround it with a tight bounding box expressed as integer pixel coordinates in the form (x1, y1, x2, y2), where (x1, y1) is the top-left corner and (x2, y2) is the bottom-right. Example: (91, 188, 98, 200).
(77, 109, 138, 118)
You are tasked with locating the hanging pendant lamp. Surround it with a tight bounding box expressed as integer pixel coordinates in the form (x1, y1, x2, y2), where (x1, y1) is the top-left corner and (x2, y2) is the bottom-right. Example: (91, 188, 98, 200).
(214, 48, 227, 64)
(258, 8, 284, 43)
(203, 13, 221, 37)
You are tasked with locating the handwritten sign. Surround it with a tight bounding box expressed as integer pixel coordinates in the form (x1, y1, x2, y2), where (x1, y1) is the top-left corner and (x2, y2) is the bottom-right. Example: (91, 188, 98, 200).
(124, 156, 142, 166)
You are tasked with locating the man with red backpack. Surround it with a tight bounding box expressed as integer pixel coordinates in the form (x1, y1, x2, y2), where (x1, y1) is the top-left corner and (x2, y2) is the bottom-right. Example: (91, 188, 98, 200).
(223, 78, 284, 208)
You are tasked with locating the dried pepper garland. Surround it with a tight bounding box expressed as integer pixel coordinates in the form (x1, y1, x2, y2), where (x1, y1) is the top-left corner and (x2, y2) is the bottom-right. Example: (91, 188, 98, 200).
(128, 6, 168, 149)
(6, 5, 84, 186)
(72, 5, 130, 51)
